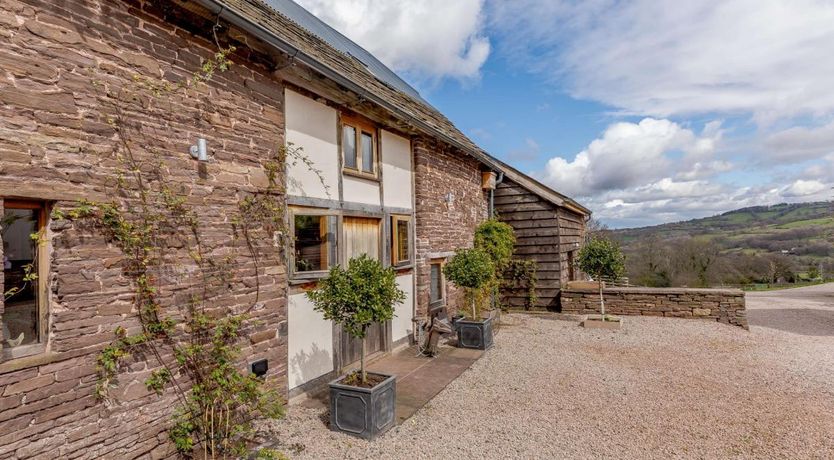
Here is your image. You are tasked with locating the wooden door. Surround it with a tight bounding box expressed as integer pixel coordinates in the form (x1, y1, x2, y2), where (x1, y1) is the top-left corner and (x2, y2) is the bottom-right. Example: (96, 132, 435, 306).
(340, 217, 386, 367)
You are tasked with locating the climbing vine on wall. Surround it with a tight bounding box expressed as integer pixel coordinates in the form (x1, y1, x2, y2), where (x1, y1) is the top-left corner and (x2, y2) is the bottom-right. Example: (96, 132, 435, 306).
(502, 259, 538, 310)
(55, 45, 316, 458)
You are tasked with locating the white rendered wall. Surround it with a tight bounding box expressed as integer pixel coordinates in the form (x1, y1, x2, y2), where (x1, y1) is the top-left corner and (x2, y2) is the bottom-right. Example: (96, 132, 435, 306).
(285, 89, 339, 199)
(342, 174, 381, 206)
(392, 273, 415, 342)
(381, 130, 413, 210)
(288, 293, 334, 389)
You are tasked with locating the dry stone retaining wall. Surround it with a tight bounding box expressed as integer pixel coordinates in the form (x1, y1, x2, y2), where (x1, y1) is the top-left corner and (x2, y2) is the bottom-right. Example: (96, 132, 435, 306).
(561, 286, 748, 329)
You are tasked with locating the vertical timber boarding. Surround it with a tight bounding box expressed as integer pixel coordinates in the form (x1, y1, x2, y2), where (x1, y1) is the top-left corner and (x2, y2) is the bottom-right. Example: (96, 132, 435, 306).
(494, 178, 586, 310)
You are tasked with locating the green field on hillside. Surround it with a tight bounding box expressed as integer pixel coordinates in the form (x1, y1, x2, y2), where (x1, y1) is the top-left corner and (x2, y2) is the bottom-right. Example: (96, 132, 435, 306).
(611, 201, 834, 286)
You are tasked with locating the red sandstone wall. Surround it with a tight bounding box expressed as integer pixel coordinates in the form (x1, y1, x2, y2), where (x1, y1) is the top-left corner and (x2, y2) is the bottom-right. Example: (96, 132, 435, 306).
(413, 135, 489, 317)
(0, 1, 288, 457)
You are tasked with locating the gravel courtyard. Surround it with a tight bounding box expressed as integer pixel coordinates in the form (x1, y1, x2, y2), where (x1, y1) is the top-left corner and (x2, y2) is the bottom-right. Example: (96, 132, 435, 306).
(261, 284, 834, 459)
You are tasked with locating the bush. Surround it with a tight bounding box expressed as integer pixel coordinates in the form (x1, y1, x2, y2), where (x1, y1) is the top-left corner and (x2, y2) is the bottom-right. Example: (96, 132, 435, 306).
(443, 248, 494, 318)
(307, 255, 405, 383)
(474, 219, 515, 270)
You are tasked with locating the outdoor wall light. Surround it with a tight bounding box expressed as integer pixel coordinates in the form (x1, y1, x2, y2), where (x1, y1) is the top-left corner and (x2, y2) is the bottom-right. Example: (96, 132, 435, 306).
(190, 137, 208, 162)
(444, 192, 455, 205)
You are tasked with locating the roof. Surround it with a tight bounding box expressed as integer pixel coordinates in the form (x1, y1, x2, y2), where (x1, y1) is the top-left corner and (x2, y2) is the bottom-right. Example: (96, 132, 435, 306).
(194, 0, 591, 216)
(259, 0, 428, 105)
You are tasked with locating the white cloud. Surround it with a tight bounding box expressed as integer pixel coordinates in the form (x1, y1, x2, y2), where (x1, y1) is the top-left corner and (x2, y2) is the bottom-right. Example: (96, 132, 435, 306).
(536, 118, 831, 227)
(540, 118, 722, 196)
(782, 179, 828, 197)
(295, 0, 490, 82)
(489, 0, 834, 121)
(764, 120, 834, 162)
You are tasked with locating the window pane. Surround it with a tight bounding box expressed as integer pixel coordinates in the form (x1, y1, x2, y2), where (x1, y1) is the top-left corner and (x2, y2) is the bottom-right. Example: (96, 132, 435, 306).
(2, 206, 40, 348)
(361, 132, 374, 173)
(430, 264, 442, 303)
(343, 125, 357, 169)
(395, 219, 409, 263)
(294, 215, 332, 272)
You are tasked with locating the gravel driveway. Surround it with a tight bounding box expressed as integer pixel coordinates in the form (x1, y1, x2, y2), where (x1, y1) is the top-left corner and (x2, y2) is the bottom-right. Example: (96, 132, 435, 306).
(260, 285, 834, 459)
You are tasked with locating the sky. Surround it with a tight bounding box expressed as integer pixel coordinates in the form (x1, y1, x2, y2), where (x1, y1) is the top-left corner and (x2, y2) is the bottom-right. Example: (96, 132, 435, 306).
(295, 0, 834, 228)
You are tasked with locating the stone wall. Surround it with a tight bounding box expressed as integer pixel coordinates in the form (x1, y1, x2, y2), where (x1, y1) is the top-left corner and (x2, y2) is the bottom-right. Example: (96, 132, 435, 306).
(413, 135, 489, 317)
(560, 286, 748, 329)
(0, 0, 288, 458)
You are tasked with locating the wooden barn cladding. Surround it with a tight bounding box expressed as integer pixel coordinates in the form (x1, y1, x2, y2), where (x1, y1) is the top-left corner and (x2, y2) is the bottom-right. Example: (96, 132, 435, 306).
(494, 178, 588, 310)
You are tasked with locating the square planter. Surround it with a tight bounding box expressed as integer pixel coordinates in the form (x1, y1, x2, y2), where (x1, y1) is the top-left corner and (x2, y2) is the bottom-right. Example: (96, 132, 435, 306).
(581, 315, 622, 330)
(329, 372, 396, 440)
(456, 317, 494, 350)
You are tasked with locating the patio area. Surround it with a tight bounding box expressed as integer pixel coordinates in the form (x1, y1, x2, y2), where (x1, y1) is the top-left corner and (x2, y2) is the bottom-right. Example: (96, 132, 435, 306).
(259, 298, 834, 459)
(293, 341, 484, 425)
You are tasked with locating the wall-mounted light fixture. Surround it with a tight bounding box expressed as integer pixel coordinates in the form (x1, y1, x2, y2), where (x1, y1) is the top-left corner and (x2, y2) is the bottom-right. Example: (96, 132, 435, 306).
(190, 137, 208, 162)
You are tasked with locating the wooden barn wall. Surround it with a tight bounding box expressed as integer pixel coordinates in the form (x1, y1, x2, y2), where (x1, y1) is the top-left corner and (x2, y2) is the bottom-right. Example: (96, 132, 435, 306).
(494, 179, 586, 310)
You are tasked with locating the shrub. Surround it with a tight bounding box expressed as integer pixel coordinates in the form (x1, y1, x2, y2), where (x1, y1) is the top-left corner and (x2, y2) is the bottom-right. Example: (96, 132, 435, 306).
(443, 248, 494, 318)
(307, 255, 405, 383)
(474, 219, 515, 270)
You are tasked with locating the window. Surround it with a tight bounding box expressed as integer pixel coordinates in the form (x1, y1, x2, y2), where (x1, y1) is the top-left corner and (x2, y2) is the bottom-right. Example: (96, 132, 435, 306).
(293, 214, 336, 275)
(2, 200, 47, 357)
(342, 125, 357, 170)
(341, 117, 377, 178)
(391, 215, 411, 266)
(429, 262, 444, 307)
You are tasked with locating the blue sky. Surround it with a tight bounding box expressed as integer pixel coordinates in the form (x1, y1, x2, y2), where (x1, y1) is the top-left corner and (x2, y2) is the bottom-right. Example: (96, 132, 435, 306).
(297, 0, 834, 228)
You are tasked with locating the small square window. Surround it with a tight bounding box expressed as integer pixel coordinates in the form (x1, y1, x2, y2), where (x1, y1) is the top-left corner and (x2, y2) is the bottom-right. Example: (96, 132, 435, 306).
(391, 216, 411, 266)
(293, 214, 336, 274)
(2, 200, 46, 354)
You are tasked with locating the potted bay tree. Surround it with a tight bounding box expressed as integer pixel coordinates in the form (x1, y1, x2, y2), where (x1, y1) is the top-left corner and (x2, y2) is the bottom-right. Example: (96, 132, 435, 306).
(443, 247, 495, 350)
(306, 254, 406, 439)
(576, 235, 626, 330)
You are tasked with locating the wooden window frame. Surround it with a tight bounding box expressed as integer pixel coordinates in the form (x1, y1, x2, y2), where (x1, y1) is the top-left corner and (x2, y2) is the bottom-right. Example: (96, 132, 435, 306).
(1, 199, 49, 361)
(390, 215, 412, 267)
(340, 115, 379, 181)
(289, 207, 339, 281)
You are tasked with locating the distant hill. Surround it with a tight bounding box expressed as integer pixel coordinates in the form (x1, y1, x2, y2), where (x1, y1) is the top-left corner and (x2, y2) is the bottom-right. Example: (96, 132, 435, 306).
(610, 201, 834, 286)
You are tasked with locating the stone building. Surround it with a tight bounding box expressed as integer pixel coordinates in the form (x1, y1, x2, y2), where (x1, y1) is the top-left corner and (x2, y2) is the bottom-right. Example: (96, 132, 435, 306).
(0, 0, 588, 457)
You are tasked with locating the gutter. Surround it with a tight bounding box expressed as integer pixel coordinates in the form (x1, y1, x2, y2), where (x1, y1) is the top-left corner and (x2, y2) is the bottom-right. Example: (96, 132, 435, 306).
(195, 0, 505, 173)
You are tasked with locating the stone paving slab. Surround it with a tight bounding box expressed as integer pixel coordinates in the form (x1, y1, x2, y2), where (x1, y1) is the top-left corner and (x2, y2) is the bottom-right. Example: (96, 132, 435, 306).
(368, 344, 483, 423)
(294, 342, 483, 425)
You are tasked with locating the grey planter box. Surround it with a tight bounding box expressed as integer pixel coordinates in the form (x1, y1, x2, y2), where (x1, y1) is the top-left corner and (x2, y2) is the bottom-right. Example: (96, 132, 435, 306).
(329, 372, 396, 439)
(456, 317, 494, 350)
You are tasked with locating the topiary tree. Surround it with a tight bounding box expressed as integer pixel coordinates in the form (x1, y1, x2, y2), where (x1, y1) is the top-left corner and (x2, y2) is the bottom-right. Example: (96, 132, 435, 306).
(307, 254, 405, 384)
(443, 248, 494, 319)
(576, 235, 626, 320)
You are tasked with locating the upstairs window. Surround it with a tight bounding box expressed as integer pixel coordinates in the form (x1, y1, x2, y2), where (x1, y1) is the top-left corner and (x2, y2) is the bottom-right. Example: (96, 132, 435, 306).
(293, 213, 337, 276)
(341, 116, 377, 179)
(391, 215, 411, 266)
(2, 200, 47, 358)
